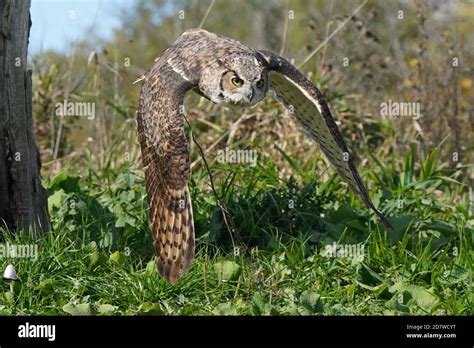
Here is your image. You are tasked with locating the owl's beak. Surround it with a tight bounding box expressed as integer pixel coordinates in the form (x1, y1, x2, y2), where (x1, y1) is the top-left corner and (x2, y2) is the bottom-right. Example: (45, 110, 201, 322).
(248, 87, 255, 103)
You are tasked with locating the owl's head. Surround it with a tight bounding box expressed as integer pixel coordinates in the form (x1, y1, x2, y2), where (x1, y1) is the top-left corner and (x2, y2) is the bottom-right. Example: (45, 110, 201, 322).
(199, 54, 269, 107)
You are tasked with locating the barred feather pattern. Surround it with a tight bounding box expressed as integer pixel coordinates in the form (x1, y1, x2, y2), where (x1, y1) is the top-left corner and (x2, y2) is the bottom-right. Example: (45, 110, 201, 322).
(260, 51, 393, 229)
(137, 61, 195, 284)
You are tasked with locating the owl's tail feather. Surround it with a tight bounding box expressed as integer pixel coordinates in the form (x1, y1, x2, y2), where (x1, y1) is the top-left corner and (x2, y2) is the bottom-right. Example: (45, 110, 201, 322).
(149, 183, 195, 284)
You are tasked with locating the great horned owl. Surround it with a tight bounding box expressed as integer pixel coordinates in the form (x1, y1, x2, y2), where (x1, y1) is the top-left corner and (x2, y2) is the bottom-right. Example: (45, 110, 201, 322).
(136, 28, 392, 284)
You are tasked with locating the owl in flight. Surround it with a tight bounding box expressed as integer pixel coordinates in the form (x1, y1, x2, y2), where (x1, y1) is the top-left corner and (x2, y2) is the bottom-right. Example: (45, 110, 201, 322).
(136, 28, 392, 284)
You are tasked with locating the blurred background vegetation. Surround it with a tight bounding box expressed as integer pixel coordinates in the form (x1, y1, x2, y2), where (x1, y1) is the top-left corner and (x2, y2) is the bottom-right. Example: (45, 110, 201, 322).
(31, 0, 473, 183)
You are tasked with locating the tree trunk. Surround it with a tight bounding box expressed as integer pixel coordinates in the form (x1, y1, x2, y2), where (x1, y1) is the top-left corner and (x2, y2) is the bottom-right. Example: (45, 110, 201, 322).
(0, 0, 50, 235)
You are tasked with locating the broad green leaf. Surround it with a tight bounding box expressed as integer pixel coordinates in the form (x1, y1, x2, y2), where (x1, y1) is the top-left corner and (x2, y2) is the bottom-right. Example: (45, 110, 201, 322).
(384, 294, 410, 313)
(299, 290, 323, 314)
(89, 250, 107, 270)
(387, 215, 414, 243)
(109, 251, 127, 266)
(214, 261, 241, 282)
(98, 304, 118, 315)
(441, 264, 470, 285)
(137, 302, 165, 315)
(48, 189, 65, 209)
(252, 293, 272, 315)
(4, 291, 14, 305)
(144, 259, 157, 276)
(358, 263, 385, 286)
(48, 172, 80, 193)
(34, 279, 55, 295)
(424, 220, 458, 238)
(115, 214, 127, 228)
(212, 302, 237, 315)
(328, 204, 361, 223)
(389, 282, 439, 311)
(355, 281, 390, 298)
(279, 303, 300, 315)
(63, 303, 92, 316)
(83, 241, 97, 252)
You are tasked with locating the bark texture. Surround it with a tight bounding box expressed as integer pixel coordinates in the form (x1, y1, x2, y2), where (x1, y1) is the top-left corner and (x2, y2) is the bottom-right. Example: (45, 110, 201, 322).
(0, 0, 49, 235)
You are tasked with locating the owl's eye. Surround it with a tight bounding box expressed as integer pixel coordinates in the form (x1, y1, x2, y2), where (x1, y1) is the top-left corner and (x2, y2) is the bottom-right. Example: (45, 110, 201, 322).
(256, 79, 264, 88)
(231, 76, 244, 87)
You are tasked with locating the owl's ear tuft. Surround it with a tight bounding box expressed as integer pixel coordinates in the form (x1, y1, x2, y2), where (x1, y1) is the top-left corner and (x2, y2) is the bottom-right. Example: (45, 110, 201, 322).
(215, 59, 226, 67)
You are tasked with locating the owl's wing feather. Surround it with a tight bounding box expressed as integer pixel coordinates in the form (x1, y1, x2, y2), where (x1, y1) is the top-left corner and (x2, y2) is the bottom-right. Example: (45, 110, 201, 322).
(137, 62, 196, 284)
(259, 50, 393, 229)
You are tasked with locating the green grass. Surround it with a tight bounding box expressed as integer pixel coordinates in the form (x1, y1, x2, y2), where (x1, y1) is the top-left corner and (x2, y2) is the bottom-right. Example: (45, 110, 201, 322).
(0, 147, 472, 316)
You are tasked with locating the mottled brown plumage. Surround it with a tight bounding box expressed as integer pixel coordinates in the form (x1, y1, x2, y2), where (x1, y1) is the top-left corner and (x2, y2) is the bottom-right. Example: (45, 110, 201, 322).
(136, 29, 392, 284)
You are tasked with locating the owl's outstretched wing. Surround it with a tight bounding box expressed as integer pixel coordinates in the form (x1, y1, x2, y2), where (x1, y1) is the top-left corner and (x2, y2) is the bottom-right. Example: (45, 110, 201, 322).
(259, 50, 393, 229)
(137, 61, 196, 284)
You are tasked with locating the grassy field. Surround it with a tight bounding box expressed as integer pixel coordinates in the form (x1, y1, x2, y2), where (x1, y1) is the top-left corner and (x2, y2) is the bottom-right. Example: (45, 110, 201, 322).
(1, 137, 472, 315)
